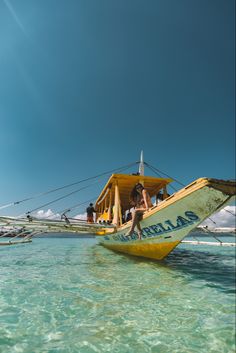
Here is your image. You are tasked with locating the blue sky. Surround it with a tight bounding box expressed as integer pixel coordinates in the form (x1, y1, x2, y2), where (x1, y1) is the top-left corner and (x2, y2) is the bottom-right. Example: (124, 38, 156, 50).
(0, 0, 235, 218)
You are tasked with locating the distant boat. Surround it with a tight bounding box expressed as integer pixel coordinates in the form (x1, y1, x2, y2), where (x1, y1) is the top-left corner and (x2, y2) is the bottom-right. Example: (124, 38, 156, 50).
(194, 226, 236, 234)
(213, 227, 236, 234)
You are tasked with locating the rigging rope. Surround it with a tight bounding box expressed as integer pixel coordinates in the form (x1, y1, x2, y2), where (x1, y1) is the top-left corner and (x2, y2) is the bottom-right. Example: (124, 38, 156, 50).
(144, 162, 234, 227)
(60, 197, 96, 217)
(223, 209, 236, 217)
(24, 162, 138, 217)
(0, 161, 139, 211)
(26, 180, 100, 215)
(144, 163, 179, 192)
(144, 162, 185, 187)
(24, 196, 97, 223)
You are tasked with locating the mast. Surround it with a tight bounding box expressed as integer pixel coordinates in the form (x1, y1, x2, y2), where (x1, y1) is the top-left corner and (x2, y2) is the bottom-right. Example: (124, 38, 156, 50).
(139, 150, 144, 176)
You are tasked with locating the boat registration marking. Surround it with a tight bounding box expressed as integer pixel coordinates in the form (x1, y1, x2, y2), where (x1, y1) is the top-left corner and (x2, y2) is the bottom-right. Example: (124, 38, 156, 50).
(104, 211, 199, 242)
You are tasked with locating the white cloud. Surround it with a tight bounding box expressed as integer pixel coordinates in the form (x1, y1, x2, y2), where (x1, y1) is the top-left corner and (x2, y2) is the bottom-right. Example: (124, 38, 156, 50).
(32, 210, 87, 222)
(33, 209, 61, 220)
(201, 206, 236, 228)
(73, 213, 87, 221)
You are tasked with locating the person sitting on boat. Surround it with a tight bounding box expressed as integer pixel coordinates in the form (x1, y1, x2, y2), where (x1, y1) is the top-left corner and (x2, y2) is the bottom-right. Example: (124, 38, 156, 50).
(86, 203, 96, 223)
(126, 183, 153, 239)
(156, 191, 170, 204)
(156, 191, 164, 204)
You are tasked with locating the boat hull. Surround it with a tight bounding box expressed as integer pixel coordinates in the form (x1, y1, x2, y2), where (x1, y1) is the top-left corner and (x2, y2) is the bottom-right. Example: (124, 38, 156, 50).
(98, 178, 235, 260)
(101, 240, 180, 260)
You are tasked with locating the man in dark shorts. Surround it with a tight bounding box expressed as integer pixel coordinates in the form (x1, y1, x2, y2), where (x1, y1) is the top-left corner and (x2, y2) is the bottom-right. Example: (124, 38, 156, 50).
(86, 203, 96, 223)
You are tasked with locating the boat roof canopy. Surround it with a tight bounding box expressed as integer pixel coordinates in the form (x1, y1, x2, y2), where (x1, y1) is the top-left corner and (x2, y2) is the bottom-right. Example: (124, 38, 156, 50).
(95, 173, 172, 211)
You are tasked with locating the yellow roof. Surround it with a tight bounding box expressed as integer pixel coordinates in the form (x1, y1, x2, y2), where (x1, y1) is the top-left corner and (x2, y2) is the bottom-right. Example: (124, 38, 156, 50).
(95, 174, 172, 211)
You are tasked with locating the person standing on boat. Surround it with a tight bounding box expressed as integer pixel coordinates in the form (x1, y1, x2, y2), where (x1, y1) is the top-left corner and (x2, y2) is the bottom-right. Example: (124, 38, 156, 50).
(126, 183, 153, 239)
(86, 203, 96, 223)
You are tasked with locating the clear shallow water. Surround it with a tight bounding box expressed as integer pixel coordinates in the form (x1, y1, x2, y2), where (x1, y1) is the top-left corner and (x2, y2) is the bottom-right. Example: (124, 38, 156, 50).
(0, 235, 235, 353)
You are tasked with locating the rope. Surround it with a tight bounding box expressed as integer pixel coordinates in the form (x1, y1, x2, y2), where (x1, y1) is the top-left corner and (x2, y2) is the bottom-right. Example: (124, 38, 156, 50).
(26, 163, 138, 215)
(26, 181, 99, 215)
(224, 209, 236, 217)
(144, 163, 179, 192)
(23, 196, 97, 224)
(60, 197, 96, 217)
(0, 161, 139, 211)
(145, 162, 235, 228)
(207, 218, 217, 225)
(212, 234, 223, 245)
(144, 162, 185, 186)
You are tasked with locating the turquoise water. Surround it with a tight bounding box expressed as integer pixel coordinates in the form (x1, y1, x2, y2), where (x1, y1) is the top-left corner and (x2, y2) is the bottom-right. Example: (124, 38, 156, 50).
(0, 235, 235, 353)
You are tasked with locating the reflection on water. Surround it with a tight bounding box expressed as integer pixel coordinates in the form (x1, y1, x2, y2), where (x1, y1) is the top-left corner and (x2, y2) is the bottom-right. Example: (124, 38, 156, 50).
(0, 235, 235, 353)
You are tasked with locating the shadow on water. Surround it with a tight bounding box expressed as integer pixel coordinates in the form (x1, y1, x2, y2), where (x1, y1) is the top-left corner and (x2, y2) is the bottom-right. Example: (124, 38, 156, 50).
(164, 248, 235, 292)
(102, 245, 235, 293)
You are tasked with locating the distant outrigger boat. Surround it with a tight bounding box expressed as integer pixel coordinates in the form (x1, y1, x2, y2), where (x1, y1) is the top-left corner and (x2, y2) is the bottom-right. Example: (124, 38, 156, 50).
(94, 159, 235, 260)
(0, 154, 235, 258)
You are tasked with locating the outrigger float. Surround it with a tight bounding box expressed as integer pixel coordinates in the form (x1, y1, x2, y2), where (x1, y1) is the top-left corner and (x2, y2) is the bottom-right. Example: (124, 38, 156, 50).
(0, 154, 235, 259)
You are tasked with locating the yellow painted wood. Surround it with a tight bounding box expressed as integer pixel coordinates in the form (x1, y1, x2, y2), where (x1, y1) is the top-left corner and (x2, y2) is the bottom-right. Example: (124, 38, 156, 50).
(102, 240, 180, 260)
(95, 174, 172, 212)
(113, 182, 120, 226)
(108, 189, 112, 222)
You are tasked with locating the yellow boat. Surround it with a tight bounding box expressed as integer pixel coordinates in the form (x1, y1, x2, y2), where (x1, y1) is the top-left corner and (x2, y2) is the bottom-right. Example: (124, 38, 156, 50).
(94, 162, 235, 260)
(0, 154, 235, 256)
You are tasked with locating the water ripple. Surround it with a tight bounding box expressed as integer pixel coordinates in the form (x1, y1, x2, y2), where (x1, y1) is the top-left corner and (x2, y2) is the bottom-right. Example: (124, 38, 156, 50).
(0, 236, 235, 353)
